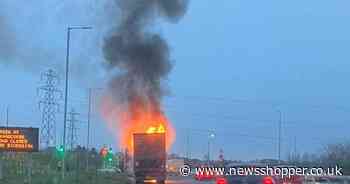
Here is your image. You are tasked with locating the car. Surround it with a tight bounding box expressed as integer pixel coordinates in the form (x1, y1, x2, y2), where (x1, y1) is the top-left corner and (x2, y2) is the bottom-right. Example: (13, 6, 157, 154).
(216, 177, 229, 184)
(217, 164, 298, 184)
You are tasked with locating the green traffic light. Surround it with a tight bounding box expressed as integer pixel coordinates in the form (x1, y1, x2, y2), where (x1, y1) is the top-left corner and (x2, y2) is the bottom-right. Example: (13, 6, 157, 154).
(58, 146, 64, 152)
(104, 148, 113, 162)
(56, 145, 65, 159)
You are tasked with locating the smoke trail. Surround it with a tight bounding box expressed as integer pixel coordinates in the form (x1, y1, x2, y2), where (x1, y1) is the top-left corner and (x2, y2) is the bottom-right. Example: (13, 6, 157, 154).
(103, 0, 188, 106)
(102, 0, 189, 150)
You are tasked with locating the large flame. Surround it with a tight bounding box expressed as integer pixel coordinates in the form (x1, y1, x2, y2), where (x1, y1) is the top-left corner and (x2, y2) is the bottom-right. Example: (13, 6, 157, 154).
(146, 124, 165, 134)
(101, 95, 175, 153)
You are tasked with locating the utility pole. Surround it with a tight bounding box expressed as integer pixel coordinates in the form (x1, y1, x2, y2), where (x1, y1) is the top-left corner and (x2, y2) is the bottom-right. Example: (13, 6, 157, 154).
(294, 136, 297, 161)
(62, 26, 71, 180)
(86, 87, 102, 171)
(86, 88, 92, 171)
(277, 110, 282, 163)
(6, 106, 9, 128)
(186, 131, 190, 160)
(188, 129, 215, 165)
(38, 69, 61, 148)
(62, 25, 92, 180)
(207, 132, 215, 166)
(207, 140, 210, 165)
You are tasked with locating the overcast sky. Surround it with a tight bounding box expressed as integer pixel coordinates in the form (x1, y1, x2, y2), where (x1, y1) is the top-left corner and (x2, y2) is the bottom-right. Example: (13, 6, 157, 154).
(1, 0, 350, 160)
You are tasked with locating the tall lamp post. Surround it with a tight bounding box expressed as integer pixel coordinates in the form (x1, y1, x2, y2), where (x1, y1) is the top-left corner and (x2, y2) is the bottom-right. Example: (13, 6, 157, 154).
(62, 26, 92, 179)
(186, 129, 215, 165)
(86, 87, 103, 171)
(207, 132, 215, 165)
(6, 106, 9, 128)
(277, 109, 282, 164)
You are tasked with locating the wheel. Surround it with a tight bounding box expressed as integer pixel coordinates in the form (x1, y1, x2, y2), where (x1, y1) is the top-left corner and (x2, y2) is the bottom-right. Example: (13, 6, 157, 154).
(158, 180, 165, 184)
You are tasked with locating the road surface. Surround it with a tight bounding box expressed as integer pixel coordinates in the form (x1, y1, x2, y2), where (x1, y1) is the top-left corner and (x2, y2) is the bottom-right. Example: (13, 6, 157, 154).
(166, 176, 215, 184)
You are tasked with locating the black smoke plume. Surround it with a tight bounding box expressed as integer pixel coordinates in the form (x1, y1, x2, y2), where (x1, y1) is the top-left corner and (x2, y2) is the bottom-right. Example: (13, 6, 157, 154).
(103, 0, 188, 110)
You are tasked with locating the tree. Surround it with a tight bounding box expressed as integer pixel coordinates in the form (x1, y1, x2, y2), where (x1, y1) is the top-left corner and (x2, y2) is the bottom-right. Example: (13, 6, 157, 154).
(320, 142, 350, 174)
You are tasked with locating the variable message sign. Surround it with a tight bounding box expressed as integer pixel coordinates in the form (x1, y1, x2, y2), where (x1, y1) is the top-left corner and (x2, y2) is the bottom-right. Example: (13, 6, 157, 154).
(0, 127, 39, 152)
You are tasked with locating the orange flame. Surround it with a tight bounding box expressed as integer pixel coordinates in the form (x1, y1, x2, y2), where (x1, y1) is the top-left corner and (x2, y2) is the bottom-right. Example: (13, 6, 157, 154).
(146, 124, 165, 134)
(101, 95, 175, 154)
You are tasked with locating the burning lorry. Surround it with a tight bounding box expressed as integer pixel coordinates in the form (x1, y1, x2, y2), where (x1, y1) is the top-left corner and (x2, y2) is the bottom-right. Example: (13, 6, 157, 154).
(133, 132, 166, 184)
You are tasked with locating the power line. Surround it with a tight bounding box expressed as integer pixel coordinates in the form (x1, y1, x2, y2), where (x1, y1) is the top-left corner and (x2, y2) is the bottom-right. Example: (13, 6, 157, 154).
(37, 69, 62, 148)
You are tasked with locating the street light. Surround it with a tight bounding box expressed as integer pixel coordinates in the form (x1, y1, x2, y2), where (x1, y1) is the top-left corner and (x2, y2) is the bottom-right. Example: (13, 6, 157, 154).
(209, 132, 215, 139)
(186, 129, 215, 165)
(207, 131, 215, 165)
(69, 26, 93, 30)
(86, 87, 103, 171)
(276, 109, 282, 163)
(62, 25, 92, 179)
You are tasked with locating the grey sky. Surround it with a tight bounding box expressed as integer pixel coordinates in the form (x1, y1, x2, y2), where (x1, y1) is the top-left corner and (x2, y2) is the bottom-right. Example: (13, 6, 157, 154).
(1, 0, 350, 160)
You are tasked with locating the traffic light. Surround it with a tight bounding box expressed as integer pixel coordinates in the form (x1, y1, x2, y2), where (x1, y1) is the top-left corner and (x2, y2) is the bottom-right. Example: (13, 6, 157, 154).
(100, 146, 108, 157)
(106, 148, 114, 162)
(56, 145, 65, 160)
(100, 147, 114, 161)
(100, 147, 114, 168)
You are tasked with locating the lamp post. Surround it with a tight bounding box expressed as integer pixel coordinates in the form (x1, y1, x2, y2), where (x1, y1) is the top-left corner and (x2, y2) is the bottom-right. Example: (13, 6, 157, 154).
(6, 106, 9, 128)
(186, 129, 215, 165)
(86, 88, 102, 171)
(277, 109, 282, 163)
(207, 132, 215, 165)
(62, 26, 92, 179)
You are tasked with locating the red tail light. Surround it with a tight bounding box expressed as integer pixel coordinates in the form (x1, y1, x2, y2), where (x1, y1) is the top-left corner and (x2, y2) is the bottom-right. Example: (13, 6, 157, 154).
(263, 176, 274, 184)
(216, 177, 228, 184)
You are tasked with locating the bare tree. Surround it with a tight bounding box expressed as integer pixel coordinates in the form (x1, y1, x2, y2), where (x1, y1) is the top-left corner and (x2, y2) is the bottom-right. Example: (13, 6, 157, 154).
(320, 142, 350, 174)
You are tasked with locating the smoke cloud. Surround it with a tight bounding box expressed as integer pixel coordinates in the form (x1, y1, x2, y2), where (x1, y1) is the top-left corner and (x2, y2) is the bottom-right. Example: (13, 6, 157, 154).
(102, 0, 189, 150)
(103, 0, 189, 107)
